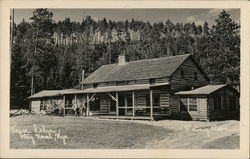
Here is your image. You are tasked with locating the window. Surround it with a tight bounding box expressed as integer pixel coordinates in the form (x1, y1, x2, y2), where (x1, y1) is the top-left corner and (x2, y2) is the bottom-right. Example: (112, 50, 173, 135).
(153, 94, 160, 106)
(189, 98, 197, 111)
(194, 72, 198, 80)
(180, 98, 197, 112)
(180, 98, 188, 111)
(181, 70, 185, 78)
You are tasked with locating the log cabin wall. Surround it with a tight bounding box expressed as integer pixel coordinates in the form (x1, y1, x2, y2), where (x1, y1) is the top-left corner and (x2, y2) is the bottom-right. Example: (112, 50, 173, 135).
(99, 94, 111, 114)
(208, 87, 239, 120)
(155, 77, 169, 84)
(170, 96, 208, 121)
(170, 58, 209, 92)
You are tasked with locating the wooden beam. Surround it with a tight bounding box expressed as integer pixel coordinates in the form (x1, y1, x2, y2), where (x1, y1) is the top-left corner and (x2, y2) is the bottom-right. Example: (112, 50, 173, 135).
(107, 93, 117, 101)
(63, 95, 66, 117)
(87, 94, 90, 116)
(132, 91, 135, 118)
(89, 93, 96, 101)
(116, 92, 119, 116)
(150, 89, 153, 118)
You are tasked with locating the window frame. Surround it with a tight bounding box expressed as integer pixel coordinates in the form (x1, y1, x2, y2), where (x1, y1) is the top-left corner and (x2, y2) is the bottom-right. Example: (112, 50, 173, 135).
(189, 97, 198, 111)
(180, 97, 198, 112)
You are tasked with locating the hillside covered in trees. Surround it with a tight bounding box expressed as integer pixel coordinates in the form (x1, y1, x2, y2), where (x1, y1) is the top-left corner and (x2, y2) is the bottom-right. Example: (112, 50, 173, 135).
(10, 9, 240, 108)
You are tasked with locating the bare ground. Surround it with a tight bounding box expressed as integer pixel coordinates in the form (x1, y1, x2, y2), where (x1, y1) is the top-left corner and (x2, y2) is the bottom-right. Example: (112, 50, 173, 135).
(130, 119, 239, 149)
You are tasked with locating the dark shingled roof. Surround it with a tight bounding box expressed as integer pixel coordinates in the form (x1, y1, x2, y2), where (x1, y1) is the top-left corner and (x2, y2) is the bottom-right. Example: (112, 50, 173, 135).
(82, 54, 191, 84)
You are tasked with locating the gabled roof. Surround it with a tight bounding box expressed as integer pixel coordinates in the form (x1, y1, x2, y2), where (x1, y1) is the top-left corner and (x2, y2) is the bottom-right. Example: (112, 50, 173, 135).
(175, 85, 239, 95)
(82, 54, 192, 84)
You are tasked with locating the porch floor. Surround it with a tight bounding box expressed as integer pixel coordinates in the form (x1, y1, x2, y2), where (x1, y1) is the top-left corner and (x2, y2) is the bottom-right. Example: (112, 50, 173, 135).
(94, 115, 154, 120)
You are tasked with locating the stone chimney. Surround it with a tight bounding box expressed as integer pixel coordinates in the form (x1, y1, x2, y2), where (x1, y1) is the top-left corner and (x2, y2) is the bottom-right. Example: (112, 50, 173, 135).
(118, 54, 126, 65)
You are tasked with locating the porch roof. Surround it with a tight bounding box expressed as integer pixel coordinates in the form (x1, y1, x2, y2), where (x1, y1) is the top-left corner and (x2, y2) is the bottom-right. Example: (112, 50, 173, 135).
(81, 84, 151, 93)
(28, 83, 169, 99)
(175, 84, 228, 95)
(28, 89, 85, 99)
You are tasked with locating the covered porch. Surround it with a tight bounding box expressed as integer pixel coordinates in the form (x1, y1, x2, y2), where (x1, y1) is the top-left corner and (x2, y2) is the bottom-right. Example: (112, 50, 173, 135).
(82, 84, 171, 120)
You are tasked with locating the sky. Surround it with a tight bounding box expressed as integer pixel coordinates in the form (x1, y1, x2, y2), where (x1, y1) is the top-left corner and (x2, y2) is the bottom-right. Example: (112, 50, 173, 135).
(13, 8, 240, 26)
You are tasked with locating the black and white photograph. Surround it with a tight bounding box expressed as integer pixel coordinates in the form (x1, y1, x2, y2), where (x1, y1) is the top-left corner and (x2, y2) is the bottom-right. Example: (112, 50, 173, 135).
(1, 0, 249, 158)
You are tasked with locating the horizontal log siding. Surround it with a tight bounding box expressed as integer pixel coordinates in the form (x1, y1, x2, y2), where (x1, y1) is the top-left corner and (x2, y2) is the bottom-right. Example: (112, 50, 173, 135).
(82, 84, 93, 89)
(135, 79, 149, 84)
(128, 80, 136, 85)
(170, 96, 208, 121)
(155, 77, 169, 83)
(117, 81, 127, 86)
(107, 81, 116, 86)
(98, 82, 108, 87)
(170, 58, 208, 92)
(100, 95, 110, 114)
(197, 97, 208, 121)
(160, 94, 169, 107)
(169, 96, 179, 113)
(135, 94, 147, 107)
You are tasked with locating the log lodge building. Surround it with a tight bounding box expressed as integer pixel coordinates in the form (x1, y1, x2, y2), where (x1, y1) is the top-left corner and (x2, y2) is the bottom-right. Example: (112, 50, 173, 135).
(28, 54, 240, 121)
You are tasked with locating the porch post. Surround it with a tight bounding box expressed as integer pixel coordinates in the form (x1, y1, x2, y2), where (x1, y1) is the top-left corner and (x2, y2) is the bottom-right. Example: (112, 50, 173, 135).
(132, 91, 135, 118)
(87, 94, 90, 116)
(150, 89, 153, 119)
(63, 95, 66, 117)
(74, 94, 77, 116)
(116, 92, 119, 116)
(124, 95, 127, 115)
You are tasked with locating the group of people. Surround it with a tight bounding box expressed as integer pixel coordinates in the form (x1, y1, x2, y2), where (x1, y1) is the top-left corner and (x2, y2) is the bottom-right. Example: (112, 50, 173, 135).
(73, 99, 87, 117)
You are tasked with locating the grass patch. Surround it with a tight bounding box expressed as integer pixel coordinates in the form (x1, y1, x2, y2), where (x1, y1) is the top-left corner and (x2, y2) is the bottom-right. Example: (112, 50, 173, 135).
(10, 115, 171, 149)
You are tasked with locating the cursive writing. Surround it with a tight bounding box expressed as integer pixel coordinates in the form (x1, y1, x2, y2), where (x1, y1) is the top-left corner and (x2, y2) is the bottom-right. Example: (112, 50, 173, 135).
(11, 125, 68, 145)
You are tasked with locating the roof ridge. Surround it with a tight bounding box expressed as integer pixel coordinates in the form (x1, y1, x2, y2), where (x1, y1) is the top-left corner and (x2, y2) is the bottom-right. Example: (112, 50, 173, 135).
(101, 53, 191, 66)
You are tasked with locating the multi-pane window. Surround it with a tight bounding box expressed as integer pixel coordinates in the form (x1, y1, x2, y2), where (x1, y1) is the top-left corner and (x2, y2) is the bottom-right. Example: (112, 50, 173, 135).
(180, 97, 197, 112)
(189, 98, 197, 111)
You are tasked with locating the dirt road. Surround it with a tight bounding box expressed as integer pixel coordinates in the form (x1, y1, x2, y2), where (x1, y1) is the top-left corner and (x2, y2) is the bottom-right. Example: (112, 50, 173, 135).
(131, 120, 239, 149)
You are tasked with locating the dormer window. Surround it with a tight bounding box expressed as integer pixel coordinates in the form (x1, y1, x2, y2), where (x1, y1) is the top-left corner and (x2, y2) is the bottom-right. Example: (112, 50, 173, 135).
(181, 70, 185, 78)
